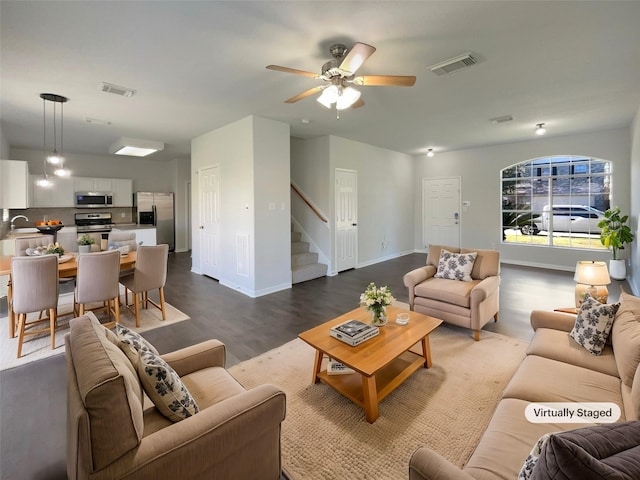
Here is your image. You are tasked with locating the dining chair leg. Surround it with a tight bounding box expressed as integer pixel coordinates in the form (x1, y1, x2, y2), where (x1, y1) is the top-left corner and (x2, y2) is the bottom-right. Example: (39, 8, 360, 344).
(159, 287, 167, 321)
(134, 292, 141, 328)
(113, 295, 120, 326)
(50, 308, 56, 350)
(16, 313, 26, 358)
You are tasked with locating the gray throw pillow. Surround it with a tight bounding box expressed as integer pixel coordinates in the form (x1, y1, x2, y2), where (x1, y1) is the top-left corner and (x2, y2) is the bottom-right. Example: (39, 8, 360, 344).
(530, 421, 640, 480)
(568, 293, 619, 355)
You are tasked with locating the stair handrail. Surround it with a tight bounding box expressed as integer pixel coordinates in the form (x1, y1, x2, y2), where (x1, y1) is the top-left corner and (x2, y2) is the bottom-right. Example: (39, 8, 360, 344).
(291, 183, 328, 223)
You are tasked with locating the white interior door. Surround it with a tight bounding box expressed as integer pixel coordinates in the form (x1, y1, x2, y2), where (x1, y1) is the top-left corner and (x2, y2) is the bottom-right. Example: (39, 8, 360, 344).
(423, 177, 461, 248)
(200, 165, 220, 279)
(335, 169, 358, 272)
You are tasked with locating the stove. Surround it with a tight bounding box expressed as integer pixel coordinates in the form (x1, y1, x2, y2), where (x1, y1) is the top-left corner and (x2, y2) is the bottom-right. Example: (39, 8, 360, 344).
(75, 212, 115, 233)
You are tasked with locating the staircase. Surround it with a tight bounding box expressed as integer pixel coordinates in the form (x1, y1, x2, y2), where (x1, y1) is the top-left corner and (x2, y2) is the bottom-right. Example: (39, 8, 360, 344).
(291, 226, 327, 284)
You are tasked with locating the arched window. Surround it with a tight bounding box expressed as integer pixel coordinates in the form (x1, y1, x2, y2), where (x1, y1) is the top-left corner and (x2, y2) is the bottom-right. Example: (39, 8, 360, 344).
(501, 155, 611, 250)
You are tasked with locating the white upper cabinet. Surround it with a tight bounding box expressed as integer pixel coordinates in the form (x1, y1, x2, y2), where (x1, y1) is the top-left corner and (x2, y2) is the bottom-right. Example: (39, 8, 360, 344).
(29, 174, 74, 207)
(73, 176, 112, 192)
(0, 160, 29, 209)
(112, 178, 133, 207)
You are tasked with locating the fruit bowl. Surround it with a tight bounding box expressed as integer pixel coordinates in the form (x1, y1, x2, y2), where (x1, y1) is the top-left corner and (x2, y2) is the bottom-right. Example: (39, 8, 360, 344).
(35, 224, 64, 234)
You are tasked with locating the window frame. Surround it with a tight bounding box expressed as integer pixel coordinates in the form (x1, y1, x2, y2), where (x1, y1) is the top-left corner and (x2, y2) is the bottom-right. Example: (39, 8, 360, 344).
(501, 155, 611, 251)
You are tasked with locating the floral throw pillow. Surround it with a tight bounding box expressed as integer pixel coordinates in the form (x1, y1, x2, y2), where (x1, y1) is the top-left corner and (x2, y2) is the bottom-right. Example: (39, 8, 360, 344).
(518, 433, 552, 480)
(116, 324, 158, 365)
(137, 349, 200, 422)
(434, 249, 477, 282)
(569, 293, 620, 355)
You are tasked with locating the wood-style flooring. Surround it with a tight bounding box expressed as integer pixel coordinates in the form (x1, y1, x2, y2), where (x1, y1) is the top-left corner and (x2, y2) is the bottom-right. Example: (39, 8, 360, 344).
(0, 252, 630, 479)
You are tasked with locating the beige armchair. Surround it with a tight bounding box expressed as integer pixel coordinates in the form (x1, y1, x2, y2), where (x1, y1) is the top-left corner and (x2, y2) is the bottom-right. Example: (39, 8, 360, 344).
(403, 245, 500, 341)
(65, 312, 286, 480)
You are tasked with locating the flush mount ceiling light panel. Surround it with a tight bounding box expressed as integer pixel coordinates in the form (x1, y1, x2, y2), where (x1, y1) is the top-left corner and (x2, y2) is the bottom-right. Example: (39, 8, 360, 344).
(109, 137, 164, 157)
(429, 52, 477, 76)
(100, 82, 136, 97)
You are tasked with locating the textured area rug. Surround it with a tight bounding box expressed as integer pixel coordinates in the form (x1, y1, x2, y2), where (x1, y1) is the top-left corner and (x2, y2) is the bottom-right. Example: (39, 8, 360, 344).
(229, 326, 528, 480)
(1, 290, 189, 371)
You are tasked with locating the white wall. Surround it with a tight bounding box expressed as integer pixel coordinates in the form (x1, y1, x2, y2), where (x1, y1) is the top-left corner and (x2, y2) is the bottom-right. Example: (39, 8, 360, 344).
(0, 127, 9, 159)
(191, 115, 291, 297)
(629, 107, 640, 294)
(253, 117, 291, 294)
(9, 148, 177, 192)
(329, 135, 414, 270)
(413, 127, 632, 271)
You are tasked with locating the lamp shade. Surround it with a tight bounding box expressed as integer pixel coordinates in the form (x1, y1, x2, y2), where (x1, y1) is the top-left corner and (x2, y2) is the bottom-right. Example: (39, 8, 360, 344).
(574, 261, 611, 286)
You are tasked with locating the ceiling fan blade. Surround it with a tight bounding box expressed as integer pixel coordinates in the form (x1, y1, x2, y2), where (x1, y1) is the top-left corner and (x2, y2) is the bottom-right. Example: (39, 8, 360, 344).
(285, 85, 327, 103)
(266, 65, 319, 78)
(351, 98, 365, 109)
(354, 75, 416, 87)
(338, 42, 376, 76)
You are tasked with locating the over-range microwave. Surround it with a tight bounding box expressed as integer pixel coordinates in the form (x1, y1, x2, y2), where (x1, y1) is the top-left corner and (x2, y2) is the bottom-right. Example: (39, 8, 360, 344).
(74, 192, 113, 208)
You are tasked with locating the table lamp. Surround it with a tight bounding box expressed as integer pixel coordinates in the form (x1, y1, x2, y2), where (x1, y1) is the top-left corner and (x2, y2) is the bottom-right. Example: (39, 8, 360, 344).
(574, 260, 611, 307)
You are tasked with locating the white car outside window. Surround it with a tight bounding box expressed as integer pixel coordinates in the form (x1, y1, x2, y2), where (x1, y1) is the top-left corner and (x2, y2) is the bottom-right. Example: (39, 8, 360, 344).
(541, 205, 604, 233)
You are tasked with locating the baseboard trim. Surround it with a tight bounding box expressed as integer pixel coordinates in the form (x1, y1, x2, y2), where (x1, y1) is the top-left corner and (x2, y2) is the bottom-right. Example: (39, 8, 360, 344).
(357, 249, 415, 269)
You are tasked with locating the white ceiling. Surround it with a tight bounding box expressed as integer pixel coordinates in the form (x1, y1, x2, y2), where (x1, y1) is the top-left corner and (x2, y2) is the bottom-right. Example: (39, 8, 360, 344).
(2, 1, 640, 162)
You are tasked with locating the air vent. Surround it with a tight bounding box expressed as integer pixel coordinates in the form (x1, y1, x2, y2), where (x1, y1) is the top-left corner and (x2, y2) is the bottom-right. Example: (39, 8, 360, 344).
(490, 115, 514, 124)
(429, 53, 477, 76)
(100, 82, 136, 97)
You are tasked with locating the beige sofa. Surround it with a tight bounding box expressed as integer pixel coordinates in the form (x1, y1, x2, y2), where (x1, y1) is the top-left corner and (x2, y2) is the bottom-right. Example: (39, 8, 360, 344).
(409, 290, 640, 480)
(404, 245, 500, 340)
(65, 312, 286, 480)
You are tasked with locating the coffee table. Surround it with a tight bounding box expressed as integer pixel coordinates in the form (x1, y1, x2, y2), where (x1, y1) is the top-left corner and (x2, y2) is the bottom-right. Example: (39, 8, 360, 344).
(298, 305, 442, 423)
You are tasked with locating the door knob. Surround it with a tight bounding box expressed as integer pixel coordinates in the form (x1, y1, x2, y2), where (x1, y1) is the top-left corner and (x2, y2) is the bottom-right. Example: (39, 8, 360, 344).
(352, 223, 357, 226)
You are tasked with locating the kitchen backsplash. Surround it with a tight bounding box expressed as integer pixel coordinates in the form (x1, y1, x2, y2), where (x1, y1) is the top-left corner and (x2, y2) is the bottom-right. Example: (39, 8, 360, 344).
(2, 207, 135, 238)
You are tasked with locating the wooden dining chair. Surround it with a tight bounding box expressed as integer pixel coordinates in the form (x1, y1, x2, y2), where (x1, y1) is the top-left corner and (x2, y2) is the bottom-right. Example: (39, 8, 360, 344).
(74, 250, 121, 329)
(11, 254, 59, 357)
(121, 244, 169, 328)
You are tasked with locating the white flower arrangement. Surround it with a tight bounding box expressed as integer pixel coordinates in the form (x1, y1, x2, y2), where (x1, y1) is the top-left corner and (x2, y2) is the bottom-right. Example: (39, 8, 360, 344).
(359, 282, 395, 312)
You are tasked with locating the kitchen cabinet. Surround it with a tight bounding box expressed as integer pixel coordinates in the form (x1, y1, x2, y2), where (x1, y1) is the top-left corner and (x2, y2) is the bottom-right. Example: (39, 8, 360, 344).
(112, 178, 133, 207)
(111, 227, 156, 247)
(0, 160, 29, 209)
(73, 176, 113, 192)
(29, 174, 74, 207)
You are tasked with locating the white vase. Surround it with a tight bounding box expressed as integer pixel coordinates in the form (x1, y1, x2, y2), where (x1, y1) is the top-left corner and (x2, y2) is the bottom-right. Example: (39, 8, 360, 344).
(78, 244, 91, 254)
(609, 259, 626, 280)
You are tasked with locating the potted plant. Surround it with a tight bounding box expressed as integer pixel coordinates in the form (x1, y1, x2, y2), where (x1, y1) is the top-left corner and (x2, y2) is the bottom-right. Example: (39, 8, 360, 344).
(77, 233, 95, 253)
(598, 206, 635, 280)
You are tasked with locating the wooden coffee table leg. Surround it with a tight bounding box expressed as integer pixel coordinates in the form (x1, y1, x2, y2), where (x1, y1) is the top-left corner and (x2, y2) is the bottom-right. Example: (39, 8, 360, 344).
(362, 375, 379, 423)
(421, 335, 433, 368)
(312, 350, 323, 384)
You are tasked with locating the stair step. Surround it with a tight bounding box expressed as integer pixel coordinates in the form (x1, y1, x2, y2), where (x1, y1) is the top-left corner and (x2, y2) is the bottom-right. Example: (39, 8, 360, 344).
(291, 231, 302, 242)
(292, 251, 318, 267)
(292, 262, 328, 284)
(291, 241, 310, 254)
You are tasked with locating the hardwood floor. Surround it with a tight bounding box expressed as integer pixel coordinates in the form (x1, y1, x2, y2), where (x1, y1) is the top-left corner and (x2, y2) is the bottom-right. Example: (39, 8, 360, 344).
(0, 252, 629, 479)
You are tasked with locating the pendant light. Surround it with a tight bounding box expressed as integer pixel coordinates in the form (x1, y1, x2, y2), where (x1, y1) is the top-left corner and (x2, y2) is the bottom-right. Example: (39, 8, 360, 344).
(40, 93, 70, 186)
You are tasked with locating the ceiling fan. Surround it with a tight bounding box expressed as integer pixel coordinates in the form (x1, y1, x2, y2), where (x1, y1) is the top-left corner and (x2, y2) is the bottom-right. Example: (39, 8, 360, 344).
(266, 42, 416, 111)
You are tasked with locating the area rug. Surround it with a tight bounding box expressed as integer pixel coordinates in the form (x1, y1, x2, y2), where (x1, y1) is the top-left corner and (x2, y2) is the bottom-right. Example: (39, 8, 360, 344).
(229, 326, 528, 480)
(1, 290, 189, 371)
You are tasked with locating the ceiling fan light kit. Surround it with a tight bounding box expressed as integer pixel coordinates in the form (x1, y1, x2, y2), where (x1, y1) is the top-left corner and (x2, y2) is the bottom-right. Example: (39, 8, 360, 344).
(535, 123, 546, 135)
(267, 41, 416, 113)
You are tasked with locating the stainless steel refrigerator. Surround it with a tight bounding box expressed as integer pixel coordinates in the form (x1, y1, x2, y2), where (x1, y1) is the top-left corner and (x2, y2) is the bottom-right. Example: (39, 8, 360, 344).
(134, 192, 175, 251)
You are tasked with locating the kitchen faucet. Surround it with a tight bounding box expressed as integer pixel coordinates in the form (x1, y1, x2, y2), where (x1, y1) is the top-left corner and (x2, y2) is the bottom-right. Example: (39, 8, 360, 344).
(10, 214, 29, 232)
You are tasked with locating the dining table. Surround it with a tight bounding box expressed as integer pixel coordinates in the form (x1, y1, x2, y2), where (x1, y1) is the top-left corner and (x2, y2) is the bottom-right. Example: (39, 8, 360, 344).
(1, 250, 137, 339)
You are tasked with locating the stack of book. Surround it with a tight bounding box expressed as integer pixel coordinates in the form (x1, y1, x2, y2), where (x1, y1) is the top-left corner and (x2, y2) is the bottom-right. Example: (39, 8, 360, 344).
(329, 319, 379, 346)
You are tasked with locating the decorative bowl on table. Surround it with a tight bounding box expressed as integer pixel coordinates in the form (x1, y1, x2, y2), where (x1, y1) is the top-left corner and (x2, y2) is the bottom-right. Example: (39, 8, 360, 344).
(35, 222, 64, 235)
